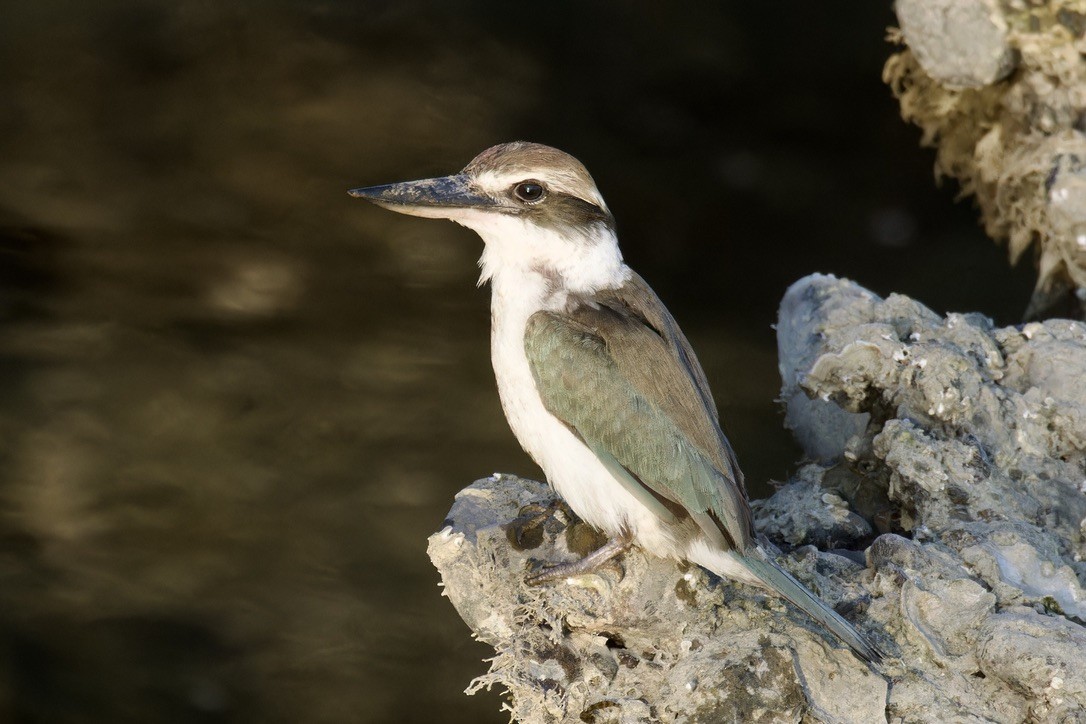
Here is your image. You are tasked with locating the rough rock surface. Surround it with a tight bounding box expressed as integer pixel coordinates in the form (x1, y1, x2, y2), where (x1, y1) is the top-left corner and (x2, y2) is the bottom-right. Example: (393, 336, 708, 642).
(428, 475, 889, 724)
(894, 0, 1016, 89)
(428, 275, 1086, 722)
(886, 0, 1086, 318)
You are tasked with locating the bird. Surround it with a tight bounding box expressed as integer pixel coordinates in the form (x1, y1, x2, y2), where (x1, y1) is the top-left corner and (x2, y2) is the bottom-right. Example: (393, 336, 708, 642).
(349, 141, 883, 664)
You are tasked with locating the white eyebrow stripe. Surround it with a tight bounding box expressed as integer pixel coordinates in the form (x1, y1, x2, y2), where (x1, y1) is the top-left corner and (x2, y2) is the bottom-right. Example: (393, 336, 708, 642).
(474, 170, 609, 212)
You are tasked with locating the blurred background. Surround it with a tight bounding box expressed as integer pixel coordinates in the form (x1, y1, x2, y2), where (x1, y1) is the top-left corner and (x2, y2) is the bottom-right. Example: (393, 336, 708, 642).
(0, 2, 1035, 722)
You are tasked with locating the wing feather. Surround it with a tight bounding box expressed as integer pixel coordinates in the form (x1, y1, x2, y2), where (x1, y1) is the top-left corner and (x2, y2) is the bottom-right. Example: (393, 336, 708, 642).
(524, 275, 754, 552)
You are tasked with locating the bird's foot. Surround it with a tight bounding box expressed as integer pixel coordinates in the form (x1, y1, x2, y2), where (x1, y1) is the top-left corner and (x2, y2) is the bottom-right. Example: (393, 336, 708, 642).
(525, 532, 633, 586)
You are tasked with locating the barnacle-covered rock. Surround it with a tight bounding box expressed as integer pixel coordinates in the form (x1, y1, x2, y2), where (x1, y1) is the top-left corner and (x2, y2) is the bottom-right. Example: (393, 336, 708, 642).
(886, 0, 1086, 318)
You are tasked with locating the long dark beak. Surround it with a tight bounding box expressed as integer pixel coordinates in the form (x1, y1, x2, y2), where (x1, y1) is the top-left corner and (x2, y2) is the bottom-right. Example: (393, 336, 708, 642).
(348, 174, 496, 219)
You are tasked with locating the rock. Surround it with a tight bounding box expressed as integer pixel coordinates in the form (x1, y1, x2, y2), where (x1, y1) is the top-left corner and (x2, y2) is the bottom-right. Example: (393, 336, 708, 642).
(429, 474, 888, 724)
(894, 0, 1016, 89)
(751, 465, 873, 550)
(976, 610, 1086, 720)
(885, 0, 1086, 318)
(428, 276, 1086, 722)
(784, 274, 1086, 720)
(777, 274, 872, 462)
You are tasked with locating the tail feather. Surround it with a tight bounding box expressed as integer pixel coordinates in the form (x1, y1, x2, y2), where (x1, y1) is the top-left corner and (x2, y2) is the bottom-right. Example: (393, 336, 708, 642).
(732, 549, 884, 665)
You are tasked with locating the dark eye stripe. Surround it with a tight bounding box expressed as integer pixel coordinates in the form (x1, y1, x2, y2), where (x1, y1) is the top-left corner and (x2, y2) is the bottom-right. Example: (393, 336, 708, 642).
(517, 192, 614, 234)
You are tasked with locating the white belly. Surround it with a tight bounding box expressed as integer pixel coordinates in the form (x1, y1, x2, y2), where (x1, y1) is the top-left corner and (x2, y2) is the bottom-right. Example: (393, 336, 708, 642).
(488, 273, 685, 559)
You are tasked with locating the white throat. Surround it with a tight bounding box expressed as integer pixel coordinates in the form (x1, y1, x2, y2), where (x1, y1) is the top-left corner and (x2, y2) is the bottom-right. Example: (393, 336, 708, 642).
(462, 214, 628, 300)
(475, 216, 685, 556)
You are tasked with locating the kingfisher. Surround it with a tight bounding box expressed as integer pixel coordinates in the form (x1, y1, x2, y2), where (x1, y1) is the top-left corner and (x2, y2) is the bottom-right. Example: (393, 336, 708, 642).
(349, 142, 883, 663)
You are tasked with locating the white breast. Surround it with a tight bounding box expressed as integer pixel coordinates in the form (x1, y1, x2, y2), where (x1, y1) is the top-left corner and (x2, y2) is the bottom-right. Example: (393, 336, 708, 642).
(487, 270, 685, 559)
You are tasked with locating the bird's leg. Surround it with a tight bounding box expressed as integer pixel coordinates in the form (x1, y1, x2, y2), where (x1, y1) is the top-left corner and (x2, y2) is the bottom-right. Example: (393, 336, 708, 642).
(526, 530, 634, 586)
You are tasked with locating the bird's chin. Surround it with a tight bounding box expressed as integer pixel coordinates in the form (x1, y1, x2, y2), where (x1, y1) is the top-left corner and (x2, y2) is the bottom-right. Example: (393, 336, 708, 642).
(447, 208, 521, 233)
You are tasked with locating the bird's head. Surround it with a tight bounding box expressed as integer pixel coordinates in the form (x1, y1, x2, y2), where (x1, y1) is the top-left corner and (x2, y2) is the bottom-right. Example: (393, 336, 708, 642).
(350, 142, 625, 292)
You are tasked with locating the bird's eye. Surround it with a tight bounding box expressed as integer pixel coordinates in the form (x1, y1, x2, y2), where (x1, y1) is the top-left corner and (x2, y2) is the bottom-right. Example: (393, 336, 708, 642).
(513, 181, 546, 203)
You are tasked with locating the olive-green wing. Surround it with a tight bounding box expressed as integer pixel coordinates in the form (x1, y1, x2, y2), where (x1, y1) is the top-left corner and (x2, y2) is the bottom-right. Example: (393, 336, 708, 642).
(593, 272, 721, 424)
(524, 294, 754, 553)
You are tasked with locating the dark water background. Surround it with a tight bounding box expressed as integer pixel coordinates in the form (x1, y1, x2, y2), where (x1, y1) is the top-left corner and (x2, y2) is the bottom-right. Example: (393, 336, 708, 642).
(0, 2, 1034, 722)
